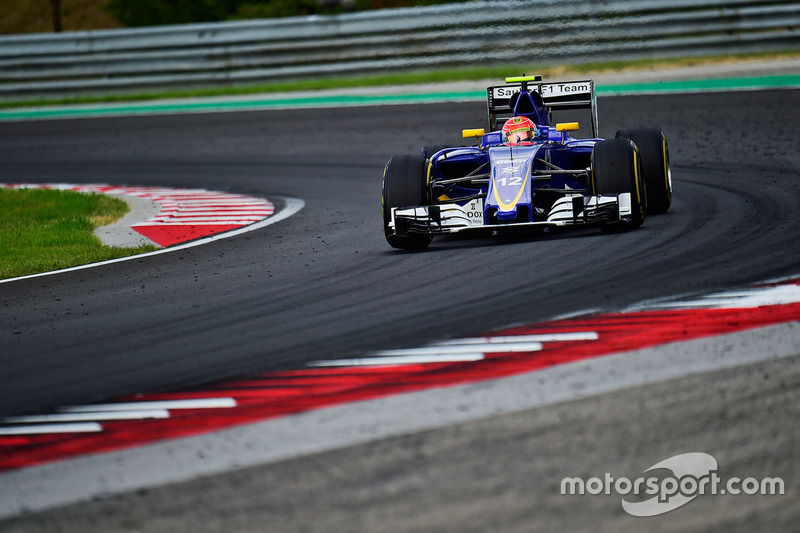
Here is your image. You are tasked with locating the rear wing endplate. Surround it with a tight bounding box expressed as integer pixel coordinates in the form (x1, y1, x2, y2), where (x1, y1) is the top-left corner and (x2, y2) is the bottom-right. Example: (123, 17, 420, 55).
(487, 79, 598, 137)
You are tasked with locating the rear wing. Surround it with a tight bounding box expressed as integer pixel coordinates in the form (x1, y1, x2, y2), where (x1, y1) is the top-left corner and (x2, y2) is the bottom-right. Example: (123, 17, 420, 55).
(487, 79, 599, 137)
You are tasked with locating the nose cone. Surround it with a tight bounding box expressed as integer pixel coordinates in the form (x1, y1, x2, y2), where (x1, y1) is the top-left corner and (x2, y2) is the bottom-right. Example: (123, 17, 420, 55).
(487, 145, 538, 218)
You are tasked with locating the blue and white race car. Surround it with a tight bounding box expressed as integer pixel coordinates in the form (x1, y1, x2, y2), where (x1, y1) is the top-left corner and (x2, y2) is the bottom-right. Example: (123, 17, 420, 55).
(382, 75, 672, 249)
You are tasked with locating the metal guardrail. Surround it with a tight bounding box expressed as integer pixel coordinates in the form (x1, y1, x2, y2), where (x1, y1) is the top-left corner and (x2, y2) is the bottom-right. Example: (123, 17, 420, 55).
(0, 0, 798, 100)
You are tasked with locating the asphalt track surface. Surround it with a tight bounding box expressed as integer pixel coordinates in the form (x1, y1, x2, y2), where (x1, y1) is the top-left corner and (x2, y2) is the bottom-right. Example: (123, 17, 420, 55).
(1, 89, 800, 530)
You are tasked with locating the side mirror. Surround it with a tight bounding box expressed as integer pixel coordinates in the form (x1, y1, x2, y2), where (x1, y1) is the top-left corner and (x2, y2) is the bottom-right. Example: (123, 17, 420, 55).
(555, 122, 580, 143)
(462, 128, 485, 146)
(556, 122, 580, 132)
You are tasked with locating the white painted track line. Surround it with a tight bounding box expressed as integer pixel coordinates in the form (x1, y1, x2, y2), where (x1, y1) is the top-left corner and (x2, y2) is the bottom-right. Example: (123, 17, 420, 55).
(61, 399, 237, 413)
(374, 342, 544, 356)
(436, 332, 599, 344)
(3, 410, 171, 424)
(309, 353, 485, 367)
(0, 423, 102, 436)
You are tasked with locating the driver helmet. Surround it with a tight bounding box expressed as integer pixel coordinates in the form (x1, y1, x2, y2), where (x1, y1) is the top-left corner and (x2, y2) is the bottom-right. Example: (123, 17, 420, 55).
(502, 116, 537, 145)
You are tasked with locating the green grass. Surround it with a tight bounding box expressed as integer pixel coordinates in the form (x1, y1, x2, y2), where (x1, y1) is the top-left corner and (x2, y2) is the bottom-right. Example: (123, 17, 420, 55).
(0, 188, 158, 280)
(3, 49, 799, 110)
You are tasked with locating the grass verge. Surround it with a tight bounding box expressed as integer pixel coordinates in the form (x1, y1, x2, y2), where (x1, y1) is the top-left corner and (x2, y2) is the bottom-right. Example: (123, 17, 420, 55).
(0, 188, 158, 280)
(2, 50, 799, 110)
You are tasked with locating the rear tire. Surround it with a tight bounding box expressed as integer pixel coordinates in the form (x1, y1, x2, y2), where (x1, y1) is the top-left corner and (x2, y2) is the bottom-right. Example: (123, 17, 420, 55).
(615, 128, 672, 214)
(382, 154, 433, 250)
(590, 138, 646, 229)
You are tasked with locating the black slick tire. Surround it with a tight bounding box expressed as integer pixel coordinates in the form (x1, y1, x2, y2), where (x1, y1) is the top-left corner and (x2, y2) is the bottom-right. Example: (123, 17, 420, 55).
(615, 128, 672, 214)
(382, 154, 433, 250)
(590, 138, 646, 229)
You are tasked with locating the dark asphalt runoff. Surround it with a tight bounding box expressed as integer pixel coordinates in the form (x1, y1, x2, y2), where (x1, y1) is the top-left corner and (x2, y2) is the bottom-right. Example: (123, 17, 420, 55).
(0, 89, 799, 530)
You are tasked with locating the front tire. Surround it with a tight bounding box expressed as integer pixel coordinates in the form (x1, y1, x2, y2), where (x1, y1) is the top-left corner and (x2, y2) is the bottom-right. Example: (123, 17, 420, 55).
(616, 128, 672, 214)
(590, 138, 646, 229)
(382, 154, 432, 250)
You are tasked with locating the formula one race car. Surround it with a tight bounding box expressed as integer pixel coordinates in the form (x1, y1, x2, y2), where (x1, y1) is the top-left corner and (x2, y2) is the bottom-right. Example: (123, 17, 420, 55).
(382, 75, 672, 249)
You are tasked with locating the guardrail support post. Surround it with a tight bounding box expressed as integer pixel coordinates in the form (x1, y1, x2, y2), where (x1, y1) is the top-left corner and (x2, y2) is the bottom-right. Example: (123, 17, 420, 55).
(50, 0, 62, 33)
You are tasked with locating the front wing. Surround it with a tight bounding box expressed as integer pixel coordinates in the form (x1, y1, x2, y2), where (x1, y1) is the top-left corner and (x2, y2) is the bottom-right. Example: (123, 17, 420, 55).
(389, 194, 633, 235)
